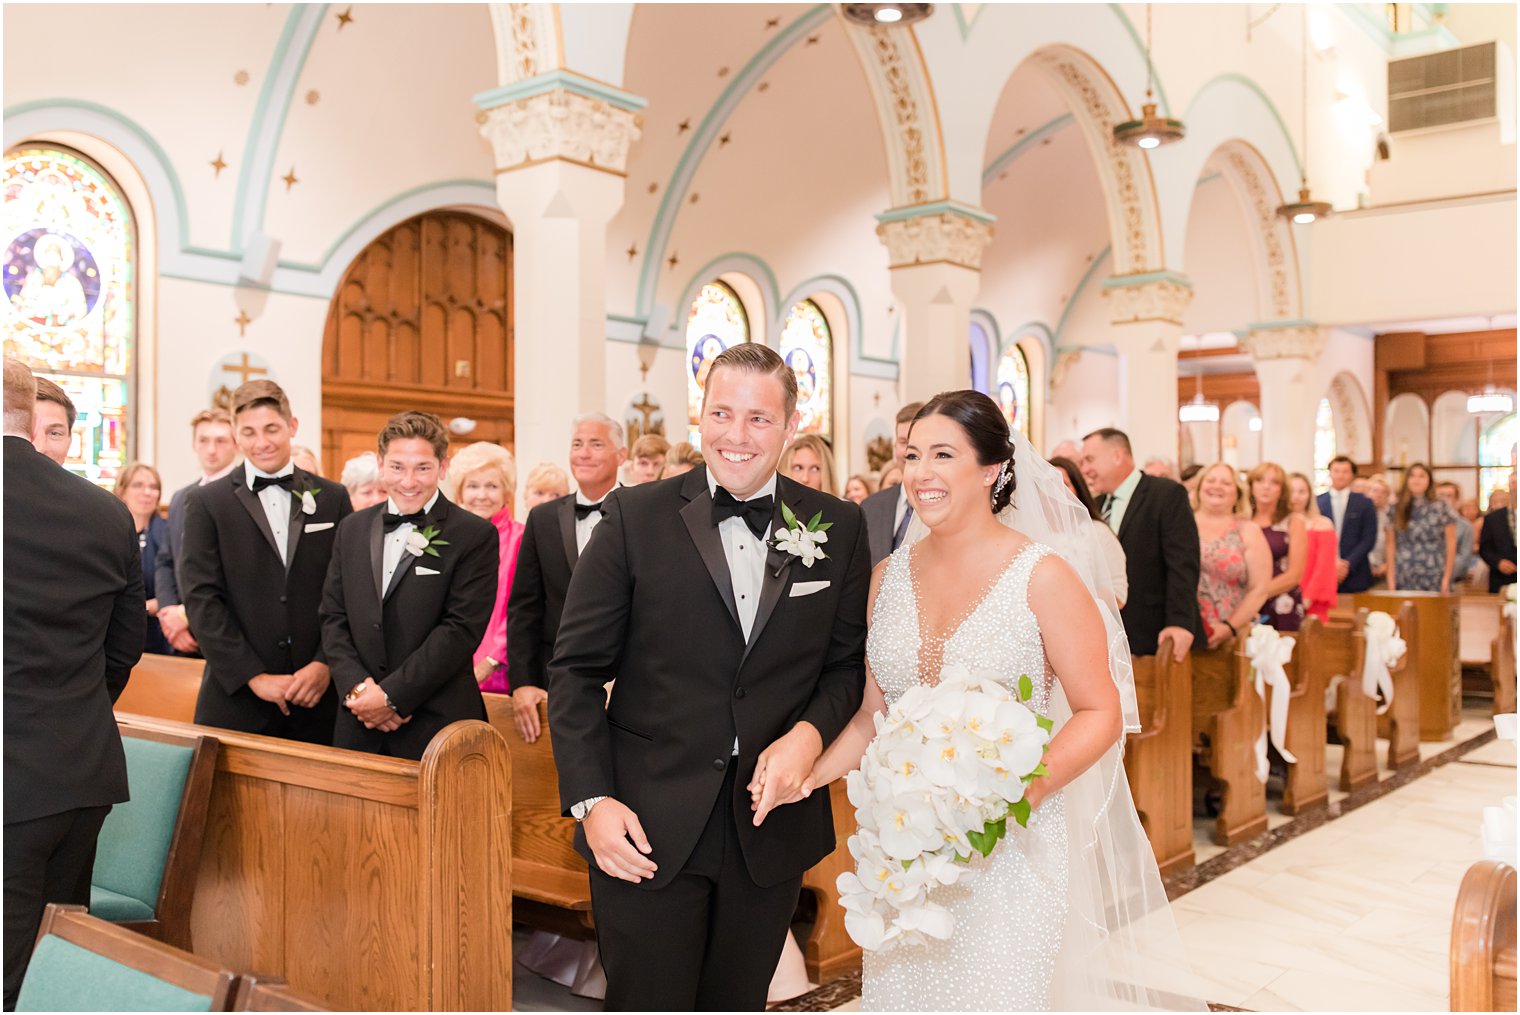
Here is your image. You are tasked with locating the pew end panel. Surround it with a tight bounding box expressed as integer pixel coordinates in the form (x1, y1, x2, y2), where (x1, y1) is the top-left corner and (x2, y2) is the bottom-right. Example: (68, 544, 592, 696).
(1278, 618, 1328, 816)
(800, 780, 862, 985)
(1492, 607, 1516, 717)
(1355, 591, 1460, 742)
(1450, 860, 1517, 1012)
(1321, 613, 1378, 793)
(1382, 601, 1423, 770)
(1191, 646, 1268, 847)
(1125, 643, 1196, 876)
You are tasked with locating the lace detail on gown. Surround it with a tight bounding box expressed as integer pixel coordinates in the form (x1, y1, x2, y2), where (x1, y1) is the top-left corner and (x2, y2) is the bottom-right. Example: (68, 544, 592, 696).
(862, 542, 1070, 1012)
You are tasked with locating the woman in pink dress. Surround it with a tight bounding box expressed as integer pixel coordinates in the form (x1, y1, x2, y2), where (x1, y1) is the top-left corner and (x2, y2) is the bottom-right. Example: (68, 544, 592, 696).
(1288, 472, 1339, 624)
(445, 442, 524, 693)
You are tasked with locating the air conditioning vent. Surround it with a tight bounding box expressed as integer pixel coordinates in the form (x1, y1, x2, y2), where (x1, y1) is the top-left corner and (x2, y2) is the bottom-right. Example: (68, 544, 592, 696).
(1389, 42, 1497, 133)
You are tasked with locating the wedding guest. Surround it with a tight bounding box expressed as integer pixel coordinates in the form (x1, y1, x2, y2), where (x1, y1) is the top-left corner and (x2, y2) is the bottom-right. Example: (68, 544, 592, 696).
(523, 462, 571, 511)
(1388, 462, 1457, 593)
(1465, 497, 1490, 589)
(1247, 462, 1306, 632)
(1180, 463, 1203, 501)
(30, 376, 74, 465)
(1048, 439, 1081, 462)
(1080, 427, 1203, 659)
(340, 451, 387, 511)
(1351, 476, 1371, 496)
(445, 442, 524, 694)
(1367, 473, 1393, 580)
(291, 444, 320, 475)
(115, 462, 170, 656)
(1479, 472, 1517, 592)
(180, 380, 352, 742)
(664, 441, 705, 479)
(627, 434, 669, 486)
(1288, 471, 1338, 625)
(4, 358, 142, 1009)
(1435, 481, 1476, 584)
(842, 473, 875, 505)
(1143, 456, 1178, 481)
(322, 411, 497, 759)
(778, 432, 836, 495)
(1316, 455, 1378, 594)
(1192, 463, 1271, 648)
(1050, 455, 1128, 608)
(507, 414, 626, 743)
(860, 402, 922, 565)
(156, 409, 239, 656)
(1490, 488, 1512, 513)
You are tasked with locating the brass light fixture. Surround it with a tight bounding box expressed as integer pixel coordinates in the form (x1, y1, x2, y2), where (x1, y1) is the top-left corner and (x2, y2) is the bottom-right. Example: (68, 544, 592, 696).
(1277, 6, 1333, 224)
(1114, 5, 1185, 150)
(1178, 367, 1220, 424)
(841, 3, 932, 26)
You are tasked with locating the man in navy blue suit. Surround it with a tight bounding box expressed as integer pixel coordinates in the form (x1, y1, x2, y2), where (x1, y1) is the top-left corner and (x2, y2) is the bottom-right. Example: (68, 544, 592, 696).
(1478, 473, 1517, 593)
(1317, 455, 1378, 594)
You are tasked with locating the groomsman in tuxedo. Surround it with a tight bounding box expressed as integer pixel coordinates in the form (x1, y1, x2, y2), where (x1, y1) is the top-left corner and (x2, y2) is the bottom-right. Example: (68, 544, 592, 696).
(505, 413, 626, 742)
(321, 411, 497, 759)
(155, 409, 239, 656)
(1317, 455, 1378, 594)
(1479, 472, 1517, 592)
(180, 382, 350, 741)
(550, 343, 870, 1010)
(29, 376, 75, 465)
(860, 400, 923, 566)
(1081, 427, 1203, 659)
(3, 358, 143, 1009)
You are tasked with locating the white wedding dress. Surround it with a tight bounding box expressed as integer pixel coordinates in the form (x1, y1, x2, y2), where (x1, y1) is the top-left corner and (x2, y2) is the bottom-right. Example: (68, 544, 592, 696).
(862, 541, 1069, 1011)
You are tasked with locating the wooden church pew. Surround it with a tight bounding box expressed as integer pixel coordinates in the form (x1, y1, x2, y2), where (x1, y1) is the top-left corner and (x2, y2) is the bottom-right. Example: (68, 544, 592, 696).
(1493, 605, 1516, 716)
(1191, 644, 1268, 847)
(117, 653, 204, 723)
(1124, 641, 1196, 876)
(1376, 601, 1423, 771)
(1354, 590, 1460, 742)
(1450, 860, 1517, 1012)
(1276, 619, 1328, 815)
(113, 713, 513, 1013)
(1314, 612, 1379, 792)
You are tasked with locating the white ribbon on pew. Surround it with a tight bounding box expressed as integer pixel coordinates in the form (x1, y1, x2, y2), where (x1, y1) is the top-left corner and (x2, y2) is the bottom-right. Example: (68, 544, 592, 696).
(1361, 611, 1407, 717)
(1244, 624, 1298, 784)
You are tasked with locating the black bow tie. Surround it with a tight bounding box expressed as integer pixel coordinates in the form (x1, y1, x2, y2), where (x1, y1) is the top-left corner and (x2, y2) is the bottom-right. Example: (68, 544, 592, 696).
(382, 510, 427, 532)
(574, 501, 604, 520)
(251, 473, 294, 493)
(712, 488, 773, 538)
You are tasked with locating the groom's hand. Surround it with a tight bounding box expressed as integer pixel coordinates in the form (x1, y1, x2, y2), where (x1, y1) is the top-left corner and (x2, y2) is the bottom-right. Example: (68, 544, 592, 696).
(583, 798, 658, 883)
(749, 721, 824, 827)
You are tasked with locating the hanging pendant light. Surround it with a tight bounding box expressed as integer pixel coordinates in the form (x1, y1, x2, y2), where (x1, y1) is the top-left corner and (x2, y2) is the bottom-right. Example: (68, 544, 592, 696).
(1178, 368, 1220, 423)
(841, 3, 933, 27)
(1114, 5, 1186, 149)
(1277, 6, 1333, 223)
(1468, 321, 1515, 414)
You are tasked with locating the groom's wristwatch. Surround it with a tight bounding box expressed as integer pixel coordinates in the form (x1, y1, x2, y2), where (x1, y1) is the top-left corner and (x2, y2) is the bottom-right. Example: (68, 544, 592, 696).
(571, 796, 607, 822)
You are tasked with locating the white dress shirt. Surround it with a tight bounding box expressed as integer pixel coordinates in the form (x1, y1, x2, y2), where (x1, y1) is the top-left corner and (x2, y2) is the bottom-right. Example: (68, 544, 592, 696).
(381, 491, 440, 594)
(246, 460, 294, 566)
(574, 484, 619, 554)
(707, 471, 776, 641)
(1328, 487, 1349, 537)
(1105, 467, 1143, 535)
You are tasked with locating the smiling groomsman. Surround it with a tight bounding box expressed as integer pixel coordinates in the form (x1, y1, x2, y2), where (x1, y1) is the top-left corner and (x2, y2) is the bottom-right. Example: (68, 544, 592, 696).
(321, 411, 497, 759)
(180, 381, 351, 742)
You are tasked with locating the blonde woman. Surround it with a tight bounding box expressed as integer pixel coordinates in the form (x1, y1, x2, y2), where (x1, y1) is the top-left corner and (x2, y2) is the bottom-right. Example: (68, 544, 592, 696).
(778, 432, 837, 495)
(445, 442, 523, 693)
(842, 473, 875, 505)
(1248, 461, 1307, 632)
(664, 441, 705, 479)
(114, 462, 169, 654)
(522, 462, 570, 511)
(1191, 463, 1271, 648)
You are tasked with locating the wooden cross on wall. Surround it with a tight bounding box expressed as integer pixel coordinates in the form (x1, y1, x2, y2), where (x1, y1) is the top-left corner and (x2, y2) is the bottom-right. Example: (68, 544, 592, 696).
(222, 352, 267, 386)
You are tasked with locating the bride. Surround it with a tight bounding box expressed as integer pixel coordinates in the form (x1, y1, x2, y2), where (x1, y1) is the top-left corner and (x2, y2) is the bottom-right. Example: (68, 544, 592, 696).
(774, 390, 1202, 1011)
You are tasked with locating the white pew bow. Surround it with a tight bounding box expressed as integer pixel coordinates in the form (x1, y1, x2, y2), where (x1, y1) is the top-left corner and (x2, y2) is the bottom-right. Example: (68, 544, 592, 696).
(1244, 624, 1297, 783)
(1361, 611, 1407, 716)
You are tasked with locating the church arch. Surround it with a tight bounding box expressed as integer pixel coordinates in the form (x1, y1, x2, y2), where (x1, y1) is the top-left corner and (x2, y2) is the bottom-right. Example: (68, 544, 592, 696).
(1326, 370, 1373, 465)
(840, 20, 949, 208)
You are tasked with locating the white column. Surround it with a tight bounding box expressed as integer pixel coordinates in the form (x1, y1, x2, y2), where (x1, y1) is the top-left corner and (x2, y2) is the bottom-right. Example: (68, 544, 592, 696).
(1239, 323, 1326, 476)
(477, 79, 644, 475)
(1101, 274, 1193, 465)
(875, 202, 994, 402)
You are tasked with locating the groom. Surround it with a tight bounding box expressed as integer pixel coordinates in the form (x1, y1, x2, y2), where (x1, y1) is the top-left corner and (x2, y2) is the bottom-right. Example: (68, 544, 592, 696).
(548, 343, 870, 1010)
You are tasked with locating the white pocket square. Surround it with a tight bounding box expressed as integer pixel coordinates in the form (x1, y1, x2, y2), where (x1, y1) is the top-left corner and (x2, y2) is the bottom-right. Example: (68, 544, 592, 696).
(415, 566, 440, 576)
(305, 521, 335, 532)
(789, 580, 830, 598)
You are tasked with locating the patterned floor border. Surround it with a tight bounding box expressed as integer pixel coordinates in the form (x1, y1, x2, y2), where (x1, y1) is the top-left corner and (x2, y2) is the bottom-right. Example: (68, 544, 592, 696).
(771, 723, 1501, 1013)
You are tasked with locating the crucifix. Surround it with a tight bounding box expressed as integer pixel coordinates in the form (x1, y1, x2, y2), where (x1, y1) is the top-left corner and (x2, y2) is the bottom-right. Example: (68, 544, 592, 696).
(222, 352, 267, 386)
(630, 392, 663, 438)
(234, 310, 252, 337)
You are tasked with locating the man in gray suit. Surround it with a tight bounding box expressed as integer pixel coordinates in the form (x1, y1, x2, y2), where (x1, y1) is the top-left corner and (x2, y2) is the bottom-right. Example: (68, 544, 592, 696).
(155, 409, 239, 655)
(860, 401, 923, 566)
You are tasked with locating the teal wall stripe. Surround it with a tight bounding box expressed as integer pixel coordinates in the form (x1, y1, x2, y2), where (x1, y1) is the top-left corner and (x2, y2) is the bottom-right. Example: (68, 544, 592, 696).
(473, 69, 648, 112)
(1054, 245, 1113, 346)
(982, 113, 1075, 186)
(1184, 72, 1304, 179)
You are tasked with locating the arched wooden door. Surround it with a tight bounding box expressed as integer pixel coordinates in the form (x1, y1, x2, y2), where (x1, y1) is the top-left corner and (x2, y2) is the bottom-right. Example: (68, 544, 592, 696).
(320, 211, 512, 476)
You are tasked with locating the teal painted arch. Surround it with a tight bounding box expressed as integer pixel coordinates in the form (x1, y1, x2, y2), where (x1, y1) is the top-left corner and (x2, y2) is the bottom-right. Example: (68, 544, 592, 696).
(674, 252, 783, 345)
(1184, 72, 1304, 180)
(779, 273, 896, 380)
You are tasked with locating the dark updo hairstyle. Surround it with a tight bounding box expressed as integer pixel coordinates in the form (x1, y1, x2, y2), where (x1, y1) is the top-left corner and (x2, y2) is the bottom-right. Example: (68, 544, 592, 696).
(911, 390, 1018, 513)
(1049, 456, 1102, 522)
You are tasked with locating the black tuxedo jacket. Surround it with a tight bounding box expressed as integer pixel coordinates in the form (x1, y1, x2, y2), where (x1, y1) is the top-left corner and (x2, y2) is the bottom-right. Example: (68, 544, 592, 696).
(507, 492, 584, 690)
(154, 481, 194, 610)
(1099, 472, 1204, 656)
(860, 484, 903, 567)
(320, 497, 497, 759)
(3, 436, 144, 824)
(1479, 505, 1517, 592)
(548, 468, 870, 889)
(1317, 489, 1378, 593)
(179, 466, 352, 739)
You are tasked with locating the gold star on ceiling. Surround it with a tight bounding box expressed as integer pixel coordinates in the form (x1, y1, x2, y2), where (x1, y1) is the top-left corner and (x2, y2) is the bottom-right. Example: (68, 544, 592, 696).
(647, 182, 658, 194)
(210, 151, 228, 178)
(667, 252, 679, 270)
(305, 90, 320, 105)
(1040, 138, 1052, 146)
(689, 193, 700, 205)
(281, 166, 299, 190)
(758, 81, 771, 92)
(234, 69, 250, 86)
(806, 34, 821, 46)
(677, 118, 691, 134)
(765, 16, 780, 29)
(335, 6, 353, 29)
(719, 133, 732, 147)
(718, 66, 730, 78)
(626, 244, 638, 261)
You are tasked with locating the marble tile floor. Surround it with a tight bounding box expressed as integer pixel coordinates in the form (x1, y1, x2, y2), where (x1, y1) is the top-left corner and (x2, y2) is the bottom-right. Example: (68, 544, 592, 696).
(514, 711, 1514, 1012)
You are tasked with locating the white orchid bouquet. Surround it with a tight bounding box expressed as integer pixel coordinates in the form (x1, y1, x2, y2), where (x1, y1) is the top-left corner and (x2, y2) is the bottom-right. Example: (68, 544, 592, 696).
(836, 664, 1053, 952)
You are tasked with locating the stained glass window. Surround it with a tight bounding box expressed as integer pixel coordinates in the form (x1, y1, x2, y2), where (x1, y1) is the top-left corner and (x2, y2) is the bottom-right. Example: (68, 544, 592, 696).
(3, 147, 135, 487)
(969, 321, 990, 394)
(779, 299, 832, 441)
(1313, 396, 1336, 491)
(1479, 412, 1516, 510)
(685, 281, 748, 445)
(995, 344, 1030, 437)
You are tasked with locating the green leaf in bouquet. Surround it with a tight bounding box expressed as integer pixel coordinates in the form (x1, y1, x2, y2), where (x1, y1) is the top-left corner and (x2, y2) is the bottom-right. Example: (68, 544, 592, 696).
(1030, 761, 1049, 778)
(808, 510, 823, 530)
(1035, 713, 1054, 733)
(780, 502, 799, 529)
(1017, 674, 1033, 701)
(1009, 798, 1032, 828)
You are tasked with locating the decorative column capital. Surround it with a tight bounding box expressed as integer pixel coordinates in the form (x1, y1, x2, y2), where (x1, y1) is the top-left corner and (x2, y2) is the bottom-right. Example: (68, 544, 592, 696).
(1240, 321, 1325, 361)
(475, 72, 646, 177)
(1102, 271, 1193, 326)
(1050, 346, 1084, 388)
(874, 201, 995, 271)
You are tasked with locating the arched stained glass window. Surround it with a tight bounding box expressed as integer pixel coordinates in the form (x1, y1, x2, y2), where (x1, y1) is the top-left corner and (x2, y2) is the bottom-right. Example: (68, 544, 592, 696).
(685, 281, 748, 444)
(1313, 396, 1336, 491)
(779, 299, 832, 441)
(3, 147, 135, 487)
(995, 344, 1030, 437)
(1479, 412, 1516, 510)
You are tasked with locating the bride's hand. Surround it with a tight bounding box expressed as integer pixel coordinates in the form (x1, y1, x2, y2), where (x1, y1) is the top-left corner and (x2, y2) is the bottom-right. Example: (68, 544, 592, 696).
(748, 722, 824, 825)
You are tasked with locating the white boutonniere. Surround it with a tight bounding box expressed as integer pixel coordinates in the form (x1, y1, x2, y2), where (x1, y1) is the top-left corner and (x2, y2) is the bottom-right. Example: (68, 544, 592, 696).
(772, 502, 831, 568)
(299, 485, 320, 516)
(404, 524, 449, 559)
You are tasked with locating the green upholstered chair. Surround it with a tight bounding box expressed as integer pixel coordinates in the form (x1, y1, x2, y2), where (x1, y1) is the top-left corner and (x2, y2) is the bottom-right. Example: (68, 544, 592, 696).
(92, 725, 218, 948)
(16, 905, 237, 1012)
